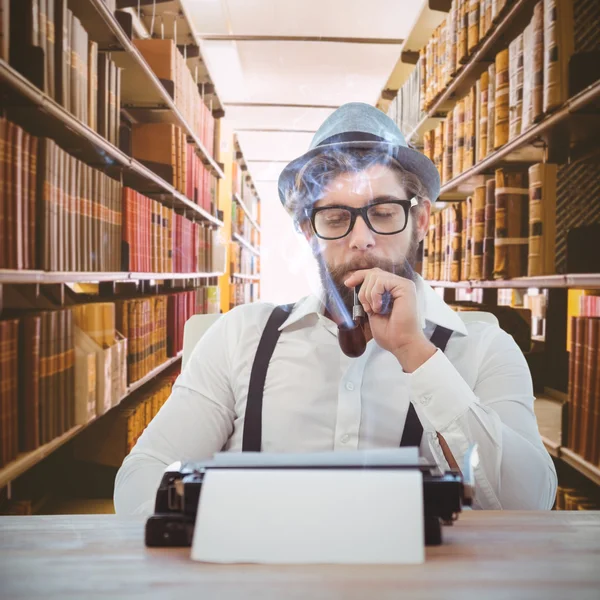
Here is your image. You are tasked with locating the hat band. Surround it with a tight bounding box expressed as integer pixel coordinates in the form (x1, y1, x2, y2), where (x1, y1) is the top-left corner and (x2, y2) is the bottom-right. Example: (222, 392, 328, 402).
(316, 131, 388, 147)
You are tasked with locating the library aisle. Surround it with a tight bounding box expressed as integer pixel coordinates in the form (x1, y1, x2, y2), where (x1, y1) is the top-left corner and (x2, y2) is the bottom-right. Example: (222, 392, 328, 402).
(0, 0, 598, 521)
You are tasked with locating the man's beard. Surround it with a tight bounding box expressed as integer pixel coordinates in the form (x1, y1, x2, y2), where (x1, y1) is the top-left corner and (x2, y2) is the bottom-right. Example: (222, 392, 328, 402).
(314, 228, 421, 321)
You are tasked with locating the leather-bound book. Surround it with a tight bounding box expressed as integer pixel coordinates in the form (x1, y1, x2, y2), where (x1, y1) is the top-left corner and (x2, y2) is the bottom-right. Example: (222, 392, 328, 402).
(0, 119, 6, 269)
(54, 0, 70, 111)
(434, 211, 443, 281)
(451, 203, 462, 282)
(493, 169, 529, 280)
(36, 138, 51, 270)
(543, 0, 574, 113)
(592, 324, 600, 465)
(457, 0, 468, 66)
(580, 318, 599, 460)
(483, 178, 496, 280)
(494, 49, 509, 148)
(486, 63, 496, 154)
(443, 110, 454, 184)
(448, 1, 457, 76)
(568, 317, 586, 451)
(453, 99, 464, 176)
(478, 71, 489, 161)
(434, 122, 444, 180)
(464, 196, 472, 280)
(88, 40, 98, 131)
(528, 163, 557, 277)
(0, 319, 19, 466)
(97, 52, 110, 141)
(508, 34, 524, 141)
(470, 185, 486, 280)
(18, 315, 41, 451)
(531, 2, 544, 122)
(521, 22, 534, 132)
(46, 0, 55, 99)
(424, 129, 434, 162)
(11, 122, 24, 270)
(463, 85, 477, 170)
(55, 309, 65, 436)
(113, 64, 121, 147)
(467, 0, 479, 54)
(0, 0, 8, 61)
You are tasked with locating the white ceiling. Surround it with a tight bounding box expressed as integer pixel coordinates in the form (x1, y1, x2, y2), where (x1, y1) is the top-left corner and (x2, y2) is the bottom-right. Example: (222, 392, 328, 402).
(184, 0, 424, 205)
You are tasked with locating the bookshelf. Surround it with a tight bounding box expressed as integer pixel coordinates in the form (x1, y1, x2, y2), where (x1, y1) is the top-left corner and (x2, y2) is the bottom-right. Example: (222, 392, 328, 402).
(233, 232, 260, 257)
(426, 274, 600, 289)
(0, 270, 225, 285)
(70, 0, 224, 178)
(234, 193, 262, 233)
(232, 273, 261, 281)
(406, 0, 541, 143)
(0, 351, 183, 490)
(0, 60, 224, 227)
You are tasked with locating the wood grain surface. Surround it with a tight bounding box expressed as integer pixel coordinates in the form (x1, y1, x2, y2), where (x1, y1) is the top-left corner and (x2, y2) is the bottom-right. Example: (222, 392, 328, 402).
(0, 511, 599, 599)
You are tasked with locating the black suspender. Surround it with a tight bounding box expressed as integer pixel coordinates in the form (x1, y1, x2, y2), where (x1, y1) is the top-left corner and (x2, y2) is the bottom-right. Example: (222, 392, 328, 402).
(398, 325, 452, 448)
(242, 305, 453, 452)
(242, 304, 294, 452)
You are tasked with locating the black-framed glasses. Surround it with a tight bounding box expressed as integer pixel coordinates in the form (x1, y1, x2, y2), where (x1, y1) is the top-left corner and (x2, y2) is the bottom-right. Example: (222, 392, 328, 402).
(306, 198, 418, 240)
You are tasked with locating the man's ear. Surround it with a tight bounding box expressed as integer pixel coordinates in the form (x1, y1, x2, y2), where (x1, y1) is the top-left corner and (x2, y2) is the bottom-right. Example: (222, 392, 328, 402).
(416, 199, 431, 243)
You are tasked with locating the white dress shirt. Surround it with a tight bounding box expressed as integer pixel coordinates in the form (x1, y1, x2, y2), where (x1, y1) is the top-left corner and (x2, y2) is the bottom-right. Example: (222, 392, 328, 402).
(114, 276, 557, 515)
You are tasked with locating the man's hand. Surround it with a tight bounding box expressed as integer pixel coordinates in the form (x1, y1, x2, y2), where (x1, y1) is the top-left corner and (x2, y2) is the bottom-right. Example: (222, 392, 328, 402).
(344, 268, 436, 372)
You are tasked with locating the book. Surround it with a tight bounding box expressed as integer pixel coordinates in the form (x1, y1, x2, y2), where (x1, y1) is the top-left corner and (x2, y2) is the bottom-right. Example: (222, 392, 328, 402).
(463, 85, 477, 170)
(434, 211, 442, 281)
(528, 163, 557, 277)
(483, 178, 496, 280)
(486, 63, 496, 155)
(453, 99, 465, 176)
(568, 317, 585, 453)
(0, 319, 19, 468)
(543, 0, 574, 113)
(467, 0, 479, 53)
(579, 318, 599, 460)
(471, 184, 486, 280)
(457, 0, 468, 66)
(0, 0, 8, 61)
(451, 203, 462, 282)
(508, 34, 524, 141)
(463, 196, 472, 280)
(531, 1, 544, 121)
(478, 71, 489, 162)
(493, 169, 529, 280)
(443, 108, 454, 184)
(494, 49, 509, 149)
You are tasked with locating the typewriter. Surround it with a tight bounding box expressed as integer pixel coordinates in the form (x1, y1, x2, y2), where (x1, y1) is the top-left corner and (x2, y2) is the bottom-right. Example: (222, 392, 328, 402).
(145, 448, 477, 549)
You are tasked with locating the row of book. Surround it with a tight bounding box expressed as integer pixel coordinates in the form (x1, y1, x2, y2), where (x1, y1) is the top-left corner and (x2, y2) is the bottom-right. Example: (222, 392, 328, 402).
(420, 0, 509, 111)
(229, 283, 260, 309)
(423, 0, 573, 183)
(0, 116, 225, 273)
(0, 287, 218, 468)
(232, 200, 261, 245)
(134, 39, 216, 157)
(423, 163, 557, 281)
(131, 122, 217, 212)
(122, 187, 223, 274)
(568, 315, 600, 466)
(230, 242, 260, 277)
(7, 0, 122, 145)
(122, 374, 178, 456)
(554, 485, 598, 511)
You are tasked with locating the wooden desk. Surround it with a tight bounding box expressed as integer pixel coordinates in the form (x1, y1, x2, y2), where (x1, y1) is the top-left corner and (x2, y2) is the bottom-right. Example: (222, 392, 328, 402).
(1, 511, 599, 599)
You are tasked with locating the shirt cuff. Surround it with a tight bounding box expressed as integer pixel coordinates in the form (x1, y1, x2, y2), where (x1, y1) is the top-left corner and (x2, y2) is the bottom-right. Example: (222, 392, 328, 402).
(409, 348, 476, 431)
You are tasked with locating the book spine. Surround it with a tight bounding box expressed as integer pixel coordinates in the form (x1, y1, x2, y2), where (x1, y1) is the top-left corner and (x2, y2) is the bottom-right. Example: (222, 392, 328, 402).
(467, 0, 479, 54)
(478, 71, 489, 162)
(528, 162, 557, 277)
(531, 1, 544, 121)
(580, 318, 599, 459)
(451, 204, 462, 282)
(453, 99, 464, 176)
(457, 0, 468, 66)
(487, 63, 496, 154)
(521, 22, 534, 132)
(543, 0, 574, 113)
(483, 178, 496, 280)
(443, 109, 454, 184)
(19, 316, 41, 451)
(569, 317, 585, 452)
(494, 49, 509, 149)
(508, 34, 524, 141)
(470, 184, 486, 280)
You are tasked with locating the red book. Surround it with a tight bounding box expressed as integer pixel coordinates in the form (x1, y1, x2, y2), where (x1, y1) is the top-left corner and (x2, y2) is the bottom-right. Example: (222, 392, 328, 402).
(569, 317, 586, 451)
(581, 318, 599, 461)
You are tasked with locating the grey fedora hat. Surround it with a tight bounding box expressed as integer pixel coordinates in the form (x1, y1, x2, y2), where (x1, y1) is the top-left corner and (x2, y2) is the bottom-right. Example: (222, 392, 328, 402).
(277, 102, 440, 207)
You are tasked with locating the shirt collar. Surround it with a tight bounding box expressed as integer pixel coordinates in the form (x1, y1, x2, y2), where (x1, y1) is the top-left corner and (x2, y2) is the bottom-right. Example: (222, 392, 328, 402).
(278, 274, 468, 337)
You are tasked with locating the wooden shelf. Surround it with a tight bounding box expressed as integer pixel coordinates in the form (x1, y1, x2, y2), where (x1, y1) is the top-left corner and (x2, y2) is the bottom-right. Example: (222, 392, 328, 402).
(68, 0, 224, 179)
(116, 0, 225, 116)
(233, 194, 262, 233)
(232, 273, 260, 281)
(534, 395, 563, 459)
(0, 352, 183, 489)
(408, 0, 538, 143)
(437, 80, 600, 198)
(0, 60, 223, 227)
(0, 270, 225, 285)
(426, 274, 600, 290)
(561, 448, 600, 487)
(232, 233, 260, 256)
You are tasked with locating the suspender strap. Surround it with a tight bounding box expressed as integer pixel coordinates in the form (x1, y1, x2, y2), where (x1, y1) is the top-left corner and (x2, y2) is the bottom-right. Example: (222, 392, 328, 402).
(242, 304, 294, 452)
(243, 305, 454, 452)
(399, 324, 453, 447)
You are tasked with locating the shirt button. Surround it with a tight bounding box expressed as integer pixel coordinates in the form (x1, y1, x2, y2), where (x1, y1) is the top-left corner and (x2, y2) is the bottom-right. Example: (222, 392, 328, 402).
(341, 434, 350, 443)
(345, 382, 355, 391)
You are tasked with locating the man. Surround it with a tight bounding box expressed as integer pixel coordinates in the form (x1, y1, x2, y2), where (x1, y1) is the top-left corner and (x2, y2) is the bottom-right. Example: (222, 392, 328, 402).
(114, 103, 557, 515)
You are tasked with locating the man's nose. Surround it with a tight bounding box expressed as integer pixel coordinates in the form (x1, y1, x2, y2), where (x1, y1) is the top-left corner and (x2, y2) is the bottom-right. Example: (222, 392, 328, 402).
(348, 214, 375, 250)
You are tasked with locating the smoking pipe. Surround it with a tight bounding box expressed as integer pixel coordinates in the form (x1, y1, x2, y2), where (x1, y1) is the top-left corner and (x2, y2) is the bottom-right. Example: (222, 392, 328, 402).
(337, 286, 393, 358)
